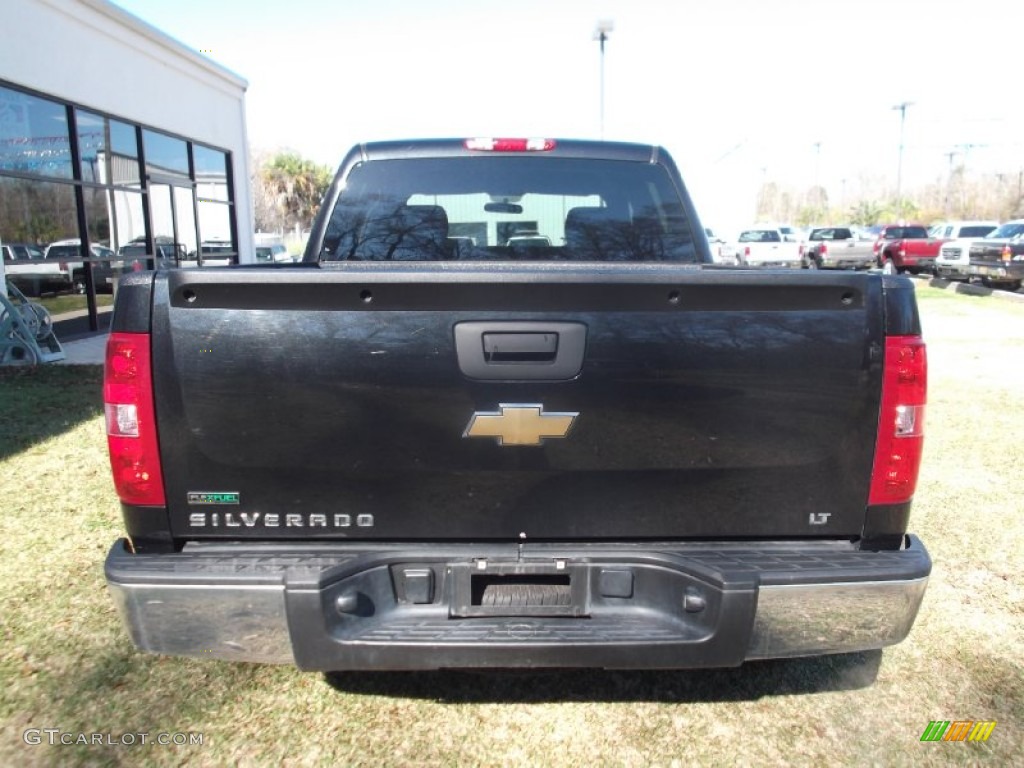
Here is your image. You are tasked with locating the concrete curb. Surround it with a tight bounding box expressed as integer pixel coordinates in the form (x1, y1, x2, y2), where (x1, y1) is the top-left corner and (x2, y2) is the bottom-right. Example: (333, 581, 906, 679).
(910, 275, 1024, 304)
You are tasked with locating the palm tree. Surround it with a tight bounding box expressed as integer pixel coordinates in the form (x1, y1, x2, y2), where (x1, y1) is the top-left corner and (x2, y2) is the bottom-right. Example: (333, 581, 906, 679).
(260, 153, 332, 231)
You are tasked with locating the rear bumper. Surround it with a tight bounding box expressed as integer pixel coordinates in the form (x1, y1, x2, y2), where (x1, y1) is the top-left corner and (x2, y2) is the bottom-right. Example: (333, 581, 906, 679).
(743, 260, 802, 268)
(966, 262, 1024, 282)
(105, 537, 930, 670)
(935, 263, 969, 279)
(819, 255, 875, 269)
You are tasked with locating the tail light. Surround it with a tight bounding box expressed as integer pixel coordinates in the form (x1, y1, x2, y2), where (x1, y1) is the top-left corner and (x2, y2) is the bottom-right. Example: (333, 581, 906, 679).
(104, 332, 166, 506)
(799, 244, 805, 256)
(1002, 245, 1012, 263)
(899, 247, 907, 258)
(869, 336, 927, 505)
(744, 246, 751, 258)
(820, 243, 829, 257)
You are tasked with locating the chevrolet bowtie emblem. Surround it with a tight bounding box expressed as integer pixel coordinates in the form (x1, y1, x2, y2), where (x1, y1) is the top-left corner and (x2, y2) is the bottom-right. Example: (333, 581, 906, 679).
(463, 404, 579, 446)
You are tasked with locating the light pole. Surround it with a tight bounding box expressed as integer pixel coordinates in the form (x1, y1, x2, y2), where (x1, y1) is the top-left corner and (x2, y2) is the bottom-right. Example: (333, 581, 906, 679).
(944, 149, 958, 216)
(593, 20, 614, 140)
(892, 101, 913, 221)
(812, 141, 822, 209)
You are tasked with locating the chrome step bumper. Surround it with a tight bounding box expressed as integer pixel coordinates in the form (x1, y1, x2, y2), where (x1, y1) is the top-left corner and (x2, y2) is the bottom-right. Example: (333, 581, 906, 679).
(106, 537, 930, 670)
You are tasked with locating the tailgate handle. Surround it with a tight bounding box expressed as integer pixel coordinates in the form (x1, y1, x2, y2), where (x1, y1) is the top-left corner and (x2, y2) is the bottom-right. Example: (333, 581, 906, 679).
(483, 332, 557, 363)
(455, 322, 587, 380)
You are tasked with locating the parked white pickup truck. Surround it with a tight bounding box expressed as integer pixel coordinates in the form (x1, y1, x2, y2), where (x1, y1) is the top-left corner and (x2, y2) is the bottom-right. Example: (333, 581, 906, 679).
(932, 221, 1000, 281)
(2, 242, 72, 295)
(734, 227, 802, 267)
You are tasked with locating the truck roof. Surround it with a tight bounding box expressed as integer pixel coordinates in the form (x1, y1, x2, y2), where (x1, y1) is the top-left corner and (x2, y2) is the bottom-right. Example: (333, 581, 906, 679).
(352, 138, 664, 164)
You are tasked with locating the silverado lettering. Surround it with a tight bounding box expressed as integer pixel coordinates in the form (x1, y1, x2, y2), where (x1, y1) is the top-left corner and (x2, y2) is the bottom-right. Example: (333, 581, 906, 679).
(188, 513, 372, 528)
(102, 138, 930, 673)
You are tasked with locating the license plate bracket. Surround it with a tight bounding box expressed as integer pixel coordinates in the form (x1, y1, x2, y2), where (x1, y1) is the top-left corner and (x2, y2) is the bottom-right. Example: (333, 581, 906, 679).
(450, 562, 590, 617)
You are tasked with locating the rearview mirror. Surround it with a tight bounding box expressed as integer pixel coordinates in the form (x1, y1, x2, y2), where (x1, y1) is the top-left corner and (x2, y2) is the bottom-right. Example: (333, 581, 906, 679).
(484, 202, 523, 214)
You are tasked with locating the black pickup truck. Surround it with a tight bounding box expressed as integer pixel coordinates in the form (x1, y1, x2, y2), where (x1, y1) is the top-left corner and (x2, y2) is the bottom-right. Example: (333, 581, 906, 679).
(966, 219, 1024, 291)
(103, 138, 930, 671)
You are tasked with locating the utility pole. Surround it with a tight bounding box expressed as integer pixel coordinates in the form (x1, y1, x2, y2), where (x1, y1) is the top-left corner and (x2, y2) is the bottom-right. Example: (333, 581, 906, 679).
(956, 143, 985, 214)
(593, 20, 614, 140)
(944, 149, 957, 216)
(813, 141, 822, 208)
(892, 101, 913, 222)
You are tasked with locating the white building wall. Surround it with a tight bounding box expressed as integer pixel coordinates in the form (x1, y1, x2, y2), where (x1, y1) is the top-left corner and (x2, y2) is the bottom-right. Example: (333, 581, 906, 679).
(0, 0, 254, 261)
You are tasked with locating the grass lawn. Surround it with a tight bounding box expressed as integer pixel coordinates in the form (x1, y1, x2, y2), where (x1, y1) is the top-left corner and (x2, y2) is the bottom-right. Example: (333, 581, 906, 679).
(0, 284, 1021, 766)
(30, 294, 114, 317)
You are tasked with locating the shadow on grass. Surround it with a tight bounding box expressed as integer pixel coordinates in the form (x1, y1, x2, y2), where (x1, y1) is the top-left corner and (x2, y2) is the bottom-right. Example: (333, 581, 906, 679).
(324, 650, 882, 703)
(35, 644, 270, 765)
(0, 365, 103, 461)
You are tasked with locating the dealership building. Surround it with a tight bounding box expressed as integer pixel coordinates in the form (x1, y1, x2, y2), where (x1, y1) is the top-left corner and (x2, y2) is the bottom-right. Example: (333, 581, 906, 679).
(1, 0, 253, 327)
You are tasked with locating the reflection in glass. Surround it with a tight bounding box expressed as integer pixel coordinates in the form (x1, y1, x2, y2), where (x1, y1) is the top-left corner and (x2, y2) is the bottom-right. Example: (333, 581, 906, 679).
(110, 120, 138, 160)
(193, 145, 227, 180)
(143, 129, 189, 179)
(82, 187, 145, 254)
(198, 201, 232, 248)
(175, 186, 198, 259)
(149, 183, 175, 246)
(321, 157, 698, 262)
(0, 86, 72, 179)
(0, 177, 79, 246)
(77, 110, 140, 186)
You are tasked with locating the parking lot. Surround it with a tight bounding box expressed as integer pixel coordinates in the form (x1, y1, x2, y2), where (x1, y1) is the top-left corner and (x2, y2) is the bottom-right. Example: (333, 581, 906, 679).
(0, 280, 1019, 766)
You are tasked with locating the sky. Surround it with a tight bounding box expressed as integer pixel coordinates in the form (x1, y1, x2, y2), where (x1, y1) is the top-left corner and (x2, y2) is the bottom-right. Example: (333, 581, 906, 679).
(112, 0, 1022, 230)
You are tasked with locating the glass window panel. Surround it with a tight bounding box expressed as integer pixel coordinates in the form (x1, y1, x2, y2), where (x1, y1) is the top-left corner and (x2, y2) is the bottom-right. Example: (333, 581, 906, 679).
(83, 187, 145, 255)
(198, 201, 232, 246)
(83, 186, 112, 248)
(197, 179, 229, 203)
(148, 183, 189, 266)
(79, 186, 146, 286)
(0, 177, 79, 247)
(77, 111, 141, 186)
(143, 129, 189, 180)
(76, 110, 103, 183)
(193, 145, 227, 180)
(109, 120, 138, 160)
(0, 86, 72, 179)
(174, 185, 198, 259)
(110, 189, 146, 248)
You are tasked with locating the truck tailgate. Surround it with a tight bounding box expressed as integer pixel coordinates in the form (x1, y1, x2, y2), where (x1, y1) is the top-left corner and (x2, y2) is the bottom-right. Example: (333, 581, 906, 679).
(151, 266, 882, 541)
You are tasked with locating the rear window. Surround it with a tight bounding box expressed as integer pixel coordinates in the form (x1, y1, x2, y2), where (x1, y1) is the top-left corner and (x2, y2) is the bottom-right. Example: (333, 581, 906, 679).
(6, 244, 44, 260)
(960, 225, 997, 238)
(885, 226, 928, 239)
(738, 230, 781, 243)
(320, 157, 699, 262)
(46, 245, 79, 260)
(989, 222, 1024, 239)
(809, 228, 852, 241)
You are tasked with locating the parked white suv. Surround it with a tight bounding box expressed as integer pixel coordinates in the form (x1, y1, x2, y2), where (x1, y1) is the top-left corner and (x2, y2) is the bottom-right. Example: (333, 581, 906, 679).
(932, 221, 1000, 281)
